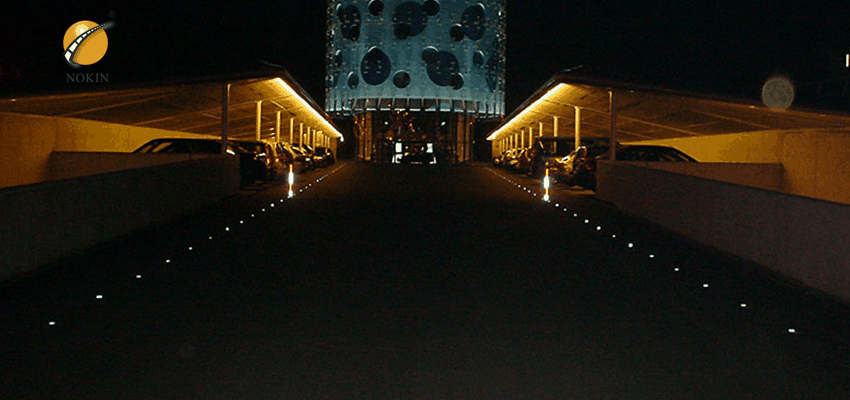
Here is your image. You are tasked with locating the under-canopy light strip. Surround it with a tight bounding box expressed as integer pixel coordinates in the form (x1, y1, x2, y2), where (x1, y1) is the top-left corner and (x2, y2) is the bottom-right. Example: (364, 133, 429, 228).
(487, 83, 566, 140)
(274, 78, 344, 141)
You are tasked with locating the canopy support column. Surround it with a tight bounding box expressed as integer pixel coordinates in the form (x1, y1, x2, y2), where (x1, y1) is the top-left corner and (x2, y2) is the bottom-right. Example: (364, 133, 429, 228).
(221, 83, 230, 154)
(275, 111, 281, 143)
(609, 90, 617, 160)
(255, 100, 262, 141)
(553, 116, 558, 138)
(575, 106, 581, 150)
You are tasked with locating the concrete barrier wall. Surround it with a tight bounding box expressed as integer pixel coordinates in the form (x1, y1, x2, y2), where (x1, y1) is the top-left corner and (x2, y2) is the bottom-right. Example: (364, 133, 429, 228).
(0, 112, 215, 189)
(632, 162, 783, 191)
(0, 155, 240, 281)
(47, 152, 216, 181)
(50, 115, 211, 153)
(781, 130, 850, 205)
(0, 113, 58, 188)
(628, 131, 783, 163)
(596, 160, 850, 303)
(634, 129, 850, 205)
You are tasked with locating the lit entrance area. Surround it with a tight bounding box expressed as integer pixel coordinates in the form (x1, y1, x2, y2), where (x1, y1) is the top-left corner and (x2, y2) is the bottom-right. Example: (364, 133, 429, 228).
(354, 109, 475, 164)
(386, 141, 437, 164)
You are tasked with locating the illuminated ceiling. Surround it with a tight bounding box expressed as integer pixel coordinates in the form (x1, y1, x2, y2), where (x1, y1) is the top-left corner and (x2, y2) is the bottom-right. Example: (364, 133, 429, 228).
(488, 73, 850, 143)
(0, 72, 343, 141)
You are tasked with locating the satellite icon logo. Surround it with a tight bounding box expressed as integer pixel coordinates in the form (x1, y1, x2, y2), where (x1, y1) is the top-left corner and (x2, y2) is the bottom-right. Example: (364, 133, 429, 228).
(63, 20, 113, 67)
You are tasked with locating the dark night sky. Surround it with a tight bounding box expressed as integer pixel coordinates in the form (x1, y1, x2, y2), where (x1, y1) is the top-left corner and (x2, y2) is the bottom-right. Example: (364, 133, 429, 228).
(3, 1, 850, 112)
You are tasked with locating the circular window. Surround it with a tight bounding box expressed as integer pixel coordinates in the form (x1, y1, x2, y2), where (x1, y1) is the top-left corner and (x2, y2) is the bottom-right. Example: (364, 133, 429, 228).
(421, 46, 439, 64)
(450, 73, 464, 90)
(473, 51, 485, 67)
(461, 4, 486, 40)
(426, 51, 461, 87)
(334, 50, 343, 67)
(393, 71, 411, 88)
(423, 0, 440, 16)
(360, 47, 392, 85)
(449, 25, 464, 41)
(347, 72, 359, 89)
(394, 24, 412, 40)
(392, 2, 426, 40)
(368, 0, 384, 16)
(337, 5, 361, 41)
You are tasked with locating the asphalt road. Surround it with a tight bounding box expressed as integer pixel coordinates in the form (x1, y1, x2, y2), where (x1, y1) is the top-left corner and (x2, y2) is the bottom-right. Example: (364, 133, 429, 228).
(2, 162, 849, 400)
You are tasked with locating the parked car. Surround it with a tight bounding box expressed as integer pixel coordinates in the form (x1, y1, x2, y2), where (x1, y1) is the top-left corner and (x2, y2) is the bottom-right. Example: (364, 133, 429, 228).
(289, 145, 315, 170)
(493, 150, 510, 166)
(313, 146, 336, 167)
(400, 151, 437, 164)
(291, 143, 319, 169)
(233, 140, 280, 185)
(132, 137, 238, 155)
(292, 143, 314, 157)
(556, 143, 695, 190)
(503, 149, 521, 170)
(133, 137, 274, 188)
(610, 145, 697, 162)
(554, 142, 615, 190)
(512, 149, 534, 173)
(528, 137, 610, 177)
(276, 142, 309, 173)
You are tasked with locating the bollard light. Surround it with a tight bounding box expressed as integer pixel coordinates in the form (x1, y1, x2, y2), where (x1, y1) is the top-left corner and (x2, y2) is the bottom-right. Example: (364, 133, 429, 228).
(287, 165, 295, 199)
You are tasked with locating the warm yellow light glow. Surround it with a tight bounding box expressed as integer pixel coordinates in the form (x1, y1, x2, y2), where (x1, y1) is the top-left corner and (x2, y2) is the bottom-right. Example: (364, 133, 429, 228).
(288, 165, 295, 198)
(273, 78, 344, 141)
(75, 24, 88, 37)
(488, 83, 567, 141)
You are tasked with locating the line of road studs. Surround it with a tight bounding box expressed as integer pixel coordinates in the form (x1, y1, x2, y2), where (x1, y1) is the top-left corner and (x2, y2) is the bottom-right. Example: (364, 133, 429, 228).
(45, 164, 347, 329)
(488, 167, 800, 337)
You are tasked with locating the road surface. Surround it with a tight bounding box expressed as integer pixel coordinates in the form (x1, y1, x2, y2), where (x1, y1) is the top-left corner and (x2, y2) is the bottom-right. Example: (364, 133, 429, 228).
(1, 163, 849, 400)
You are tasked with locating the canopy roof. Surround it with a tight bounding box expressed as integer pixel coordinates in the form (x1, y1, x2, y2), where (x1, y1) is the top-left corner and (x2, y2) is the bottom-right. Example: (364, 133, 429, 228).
(0, 71, 343, 141)
(488, 72, 850, 143)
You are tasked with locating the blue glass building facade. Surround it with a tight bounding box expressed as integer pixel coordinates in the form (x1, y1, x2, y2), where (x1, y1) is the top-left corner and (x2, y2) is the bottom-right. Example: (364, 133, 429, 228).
(326, 0, 506, 162)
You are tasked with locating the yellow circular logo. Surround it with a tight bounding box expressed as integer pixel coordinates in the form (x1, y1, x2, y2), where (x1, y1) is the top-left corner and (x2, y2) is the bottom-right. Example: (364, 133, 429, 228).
(63, 21, 109, 66)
